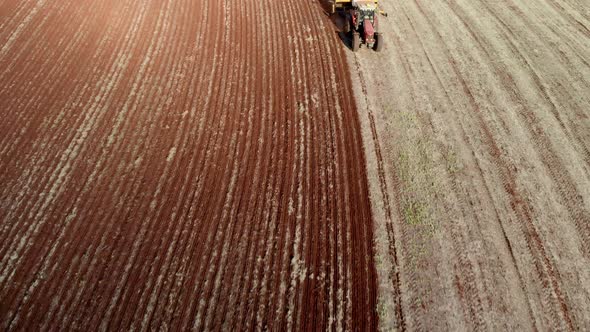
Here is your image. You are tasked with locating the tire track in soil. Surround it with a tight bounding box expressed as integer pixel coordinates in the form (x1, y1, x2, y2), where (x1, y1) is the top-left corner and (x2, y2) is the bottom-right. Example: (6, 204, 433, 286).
(409, 1, 574, 328)
(351, 0, 590, 329)
(471, 1, 590, 261)
(396, 3, 537, 326)
(384, 2, 485, 329)
(351, 49, 406, 331)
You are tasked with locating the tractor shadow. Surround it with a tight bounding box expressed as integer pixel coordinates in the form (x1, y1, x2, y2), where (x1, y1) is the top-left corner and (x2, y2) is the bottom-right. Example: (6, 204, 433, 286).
(317, 0, 356, 51)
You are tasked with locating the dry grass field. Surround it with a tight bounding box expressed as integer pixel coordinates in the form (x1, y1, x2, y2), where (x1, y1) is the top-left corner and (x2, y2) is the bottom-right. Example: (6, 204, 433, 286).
(351, 0, 590, 330)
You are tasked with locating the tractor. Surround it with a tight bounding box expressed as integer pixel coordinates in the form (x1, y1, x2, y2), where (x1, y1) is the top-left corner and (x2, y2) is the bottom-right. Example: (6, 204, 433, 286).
(332, 0, 383, 52)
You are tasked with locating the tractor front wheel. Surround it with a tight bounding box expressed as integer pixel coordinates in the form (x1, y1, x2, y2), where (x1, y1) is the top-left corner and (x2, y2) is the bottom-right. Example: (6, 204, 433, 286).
(374, 33, 383, 52)
(352, 32, 360, 52)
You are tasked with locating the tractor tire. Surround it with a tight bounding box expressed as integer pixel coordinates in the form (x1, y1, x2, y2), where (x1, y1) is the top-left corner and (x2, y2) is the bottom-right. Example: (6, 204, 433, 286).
(352, 32, 360, 52)
(374, 33, 383, 52)
(344, 15, 351, 34)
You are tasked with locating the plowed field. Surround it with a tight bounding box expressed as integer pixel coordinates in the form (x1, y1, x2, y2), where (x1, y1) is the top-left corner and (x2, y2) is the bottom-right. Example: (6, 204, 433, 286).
(0, 0, 377, 330)
(351, 0, 590, 330)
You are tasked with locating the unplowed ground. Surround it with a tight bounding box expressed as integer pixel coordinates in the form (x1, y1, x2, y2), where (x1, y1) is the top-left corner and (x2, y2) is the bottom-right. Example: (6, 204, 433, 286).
(350, 0, 590, 330)
(0, 0, 378, 330)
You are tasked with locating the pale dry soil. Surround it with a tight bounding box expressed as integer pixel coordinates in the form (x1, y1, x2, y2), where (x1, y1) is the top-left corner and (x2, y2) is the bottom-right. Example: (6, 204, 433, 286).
(349, 0, 590, 330)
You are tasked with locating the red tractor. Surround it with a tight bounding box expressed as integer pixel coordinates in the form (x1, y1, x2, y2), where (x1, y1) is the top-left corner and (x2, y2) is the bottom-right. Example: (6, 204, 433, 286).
(340, 0, 383, 52)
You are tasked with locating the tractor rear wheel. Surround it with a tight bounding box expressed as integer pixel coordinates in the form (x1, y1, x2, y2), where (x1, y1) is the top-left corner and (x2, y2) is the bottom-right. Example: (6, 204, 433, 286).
(374, 33, 383, 52)
(344, 15, 351, 34)
(352, 32, 360, 52)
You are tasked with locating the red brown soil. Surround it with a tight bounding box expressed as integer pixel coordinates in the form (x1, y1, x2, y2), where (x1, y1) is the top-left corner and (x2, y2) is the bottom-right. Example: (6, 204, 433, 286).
(0, 0, 377, 330)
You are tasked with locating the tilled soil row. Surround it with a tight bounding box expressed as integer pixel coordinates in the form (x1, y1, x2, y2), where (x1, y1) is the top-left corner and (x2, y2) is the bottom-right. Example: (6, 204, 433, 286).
(0, 0, 378, 330)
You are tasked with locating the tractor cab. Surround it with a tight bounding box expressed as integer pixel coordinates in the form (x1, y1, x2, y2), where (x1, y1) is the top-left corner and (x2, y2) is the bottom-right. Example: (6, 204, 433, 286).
(356, 2, 377, 25)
